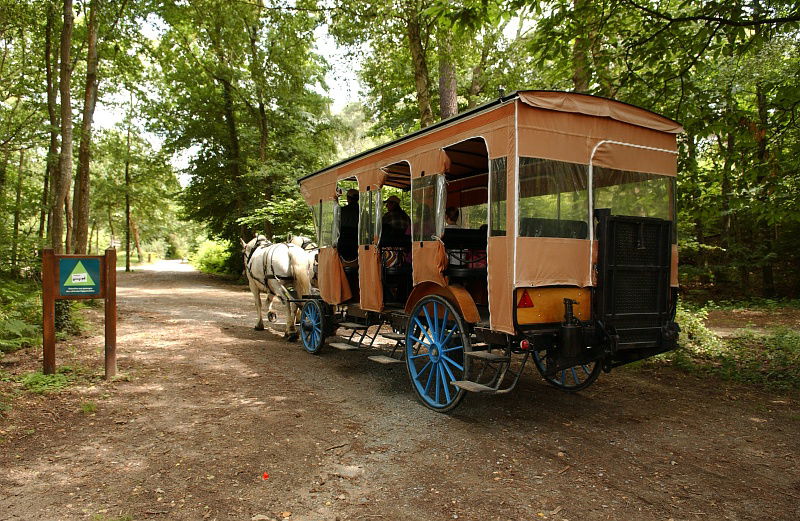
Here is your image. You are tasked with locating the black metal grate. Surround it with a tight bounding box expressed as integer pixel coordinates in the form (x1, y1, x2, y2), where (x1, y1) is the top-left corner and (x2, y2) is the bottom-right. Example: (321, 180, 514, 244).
(596, 213, 674, 357)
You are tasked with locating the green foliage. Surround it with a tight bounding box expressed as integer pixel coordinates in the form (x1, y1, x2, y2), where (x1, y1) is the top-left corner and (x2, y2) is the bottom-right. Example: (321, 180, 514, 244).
(191, 240, 232, 275)
(21, 371, 72, 394)
(0, 277, 41, 353)
(80, 401, 97, 414)
(668, 304, 800, 390)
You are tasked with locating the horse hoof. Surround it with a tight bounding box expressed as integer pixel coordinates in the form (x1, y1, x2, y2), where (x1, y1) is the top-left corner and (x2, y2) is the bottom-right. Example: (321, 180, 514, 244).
(267, 312, 277, 323)
(254, 324, 265, 331)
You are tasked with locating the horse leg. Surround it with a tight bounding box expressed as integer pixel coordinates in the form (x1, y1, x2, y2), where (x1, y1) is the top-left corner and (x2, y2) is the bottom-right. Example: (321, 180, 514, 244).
(266, 293, 277, 323)
(250, 282, 265, 331)
(283, 291, 299, 342)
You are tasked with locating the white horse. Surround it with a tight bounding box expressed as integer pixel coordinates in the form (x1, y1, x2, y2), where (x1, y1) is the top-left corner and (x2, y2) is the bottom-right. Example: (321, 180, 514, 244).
(242, 235, 317, 340)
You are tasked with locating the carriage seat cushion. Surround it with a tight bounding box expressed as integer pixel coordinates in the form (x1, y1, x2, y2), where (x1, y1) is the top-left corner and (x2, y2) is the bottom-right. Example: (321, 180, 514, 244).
(520, 217, 588, 239)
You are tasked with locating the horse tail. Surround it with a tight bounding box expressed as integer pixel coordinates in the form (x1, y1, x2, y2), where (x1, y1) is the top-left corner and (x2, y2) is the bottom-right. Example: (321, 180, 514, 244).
(290, 247, 312, 299)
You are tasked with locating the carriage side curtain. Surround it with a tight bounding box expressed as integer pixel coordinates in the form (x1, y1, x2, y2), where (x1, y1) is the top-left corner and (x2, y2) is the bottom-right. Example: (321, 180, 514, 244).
(318, 247, 352, 304)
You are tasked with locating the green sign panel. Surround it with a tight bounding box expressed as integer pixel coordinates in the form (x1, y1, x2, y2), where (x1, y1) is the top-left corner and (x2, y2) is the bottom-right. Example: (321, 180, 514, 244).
(59, 258, 101, 296)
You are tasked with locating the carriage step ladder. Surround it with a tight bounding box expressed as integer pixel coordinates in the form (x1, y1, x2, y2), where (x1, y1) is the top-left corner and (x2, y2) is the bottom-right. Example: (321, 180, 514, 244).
(366, 331, 407, 364)
(451, 348, 531, 395)
(329, 342, 360, 351)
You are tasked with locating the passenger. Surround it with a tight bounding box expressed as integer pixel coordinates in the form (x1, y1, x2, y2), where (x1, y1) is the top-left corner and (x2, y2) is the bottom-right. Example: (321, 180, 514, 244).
(381, 195, 411, 247)
(338, 188, 359, 262)
(444, 206, 460, 228)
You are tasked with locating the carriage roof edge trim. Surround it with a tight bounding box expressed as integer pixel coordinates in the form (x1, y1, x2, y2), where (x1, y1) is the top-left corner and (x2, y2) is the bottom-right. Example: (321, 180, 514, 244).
(298, 90, 683, 187)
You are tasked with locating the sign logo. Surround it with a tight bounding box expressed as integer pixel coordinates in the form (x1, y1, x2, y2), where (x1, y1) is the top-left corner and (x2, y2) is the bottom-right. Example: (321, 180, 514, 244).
(59, 258, 101, 296)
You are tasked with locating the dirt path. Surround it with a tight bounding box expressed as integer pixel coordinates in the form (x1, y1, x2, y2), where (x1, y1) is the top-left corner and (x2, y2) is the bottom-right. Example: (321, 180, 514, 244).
(1, 261, 799, 521)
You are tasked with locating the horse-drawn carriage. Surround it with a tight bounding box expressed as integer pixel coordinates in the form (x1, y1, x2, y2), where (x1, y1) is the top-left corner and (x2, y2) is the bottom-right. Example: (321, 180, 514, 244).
(294, 91, 681, 412)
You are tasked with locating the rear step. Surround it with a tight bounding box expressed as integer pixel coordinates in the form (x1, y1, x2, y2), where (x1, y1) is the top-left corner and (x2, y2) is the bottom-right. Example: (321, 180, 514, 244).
(465, 351, 509, 362)
(367, 355, 404, 365)
(339, 322, 368, 330)
(451, 381, 497, 393)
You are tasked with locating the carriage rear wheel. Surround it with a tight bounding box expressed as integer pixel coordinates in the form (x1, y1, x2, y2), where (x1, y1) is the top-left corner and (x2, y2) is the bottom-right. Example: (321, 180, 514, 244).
(532, 348, 601, 391)
(299, 300, 326, 354)
(405, 295, 471, 412)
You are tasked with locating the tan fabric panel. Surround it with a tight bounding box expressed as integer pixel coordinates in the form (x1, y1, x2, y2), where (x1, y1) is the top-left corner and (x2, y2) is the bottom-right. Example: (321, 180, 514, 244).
(517, 102, 678, 176)
(518, 127, 591, 165)
(301, 168, 340, 205)
(318, 247, 352, 305)
(592, 142, 677, 176)
(515, 237, 592, 288)
(410, 149, 447, 179)
(357, 167, 387, 191)
(358, 246, 383, 311)
(412, 241, 448, 287)
(671, 244, 679, 287)
(518, 92, 683, 134)
(487, 236, 514, 334)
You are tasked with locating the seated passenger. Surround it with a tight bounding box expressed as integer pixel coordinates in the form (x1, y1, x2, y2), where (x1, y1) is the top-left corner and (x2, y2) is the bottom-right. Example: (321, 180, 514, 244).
(380, 195, 410, 247)
(338, 188, 359, 262)
(444, 206, 460, 228)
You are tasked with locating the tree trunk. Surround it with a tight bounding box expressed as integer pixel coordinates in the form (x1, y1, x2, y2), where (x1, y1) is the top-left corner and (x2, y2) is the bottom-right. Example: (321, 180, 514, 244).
(107, 205, 115, 244)
(130, 216, 143, 261)
(49, 0, 74, 254)
(42, 1, 60, 244)
(571, 0, 590, 92)
(0, 148, 9, 198)
(406, 14, 434, 127)
(73, 0, 99, 254)
(219, 75, 246, 239)
(437, 29, 457, 120)
(11, 149, 25, 269)
(88, 219, 96, 254)
(65, 193, 73, 251)
(125, 115, 131, 272)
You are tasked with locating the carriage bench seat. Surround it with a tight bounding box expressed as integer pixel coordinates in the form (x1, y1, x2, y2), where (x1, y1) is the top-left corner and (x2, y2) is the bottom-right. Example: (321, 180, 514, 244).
(442, 228, 487, 280)
(519, 217, 588, 239)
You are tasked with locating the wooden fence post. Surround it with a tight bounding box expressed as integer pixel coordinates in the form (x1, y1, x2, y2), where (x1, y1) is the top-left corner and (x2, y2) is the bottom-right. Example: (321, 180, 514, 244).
(104, 248, 117, 379)
(42, 248, 56, 375)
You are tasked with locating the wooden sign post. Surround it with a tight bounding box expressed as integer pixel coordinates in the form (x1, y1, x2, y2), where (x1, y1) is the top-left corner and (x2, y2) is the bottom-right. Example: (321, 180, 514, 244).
(41, 248, 117, 379)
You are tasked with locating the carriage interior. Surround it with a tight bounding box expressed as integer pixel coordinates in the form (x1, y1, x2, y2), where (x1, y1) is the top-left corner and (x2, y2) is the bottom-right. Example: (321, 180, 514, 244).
(329, 137, 493, 313)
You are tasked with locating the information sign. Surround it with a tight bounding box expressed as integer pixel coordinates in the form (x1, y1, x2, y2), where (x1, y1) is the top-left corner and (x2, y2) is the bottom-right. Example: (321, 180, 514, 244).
(59, 258, 102, 296)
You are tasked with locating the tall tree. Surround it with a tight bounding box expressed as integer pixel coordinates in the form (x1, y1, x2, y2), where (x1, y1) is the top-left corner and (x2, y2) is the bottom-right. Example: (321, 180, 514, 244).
(49, 0, 74, 253)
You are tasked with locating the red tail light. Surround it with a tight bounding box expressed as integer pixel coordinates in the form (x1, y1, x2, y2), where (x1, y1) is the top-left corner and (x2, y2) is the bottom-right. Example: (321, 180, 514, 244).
(520, 339, 531, 350)
(518, 289, 534, 308)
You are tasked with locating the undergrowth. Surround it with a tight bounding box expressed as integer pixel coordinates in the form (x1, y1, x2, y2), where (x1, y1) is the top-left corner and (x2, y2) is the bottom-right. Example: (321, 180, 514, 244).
(15, 365, 94, 394)
(662, 304, 800, 391)
(0, 277, 41, 353)
(190, 239, 231, 275)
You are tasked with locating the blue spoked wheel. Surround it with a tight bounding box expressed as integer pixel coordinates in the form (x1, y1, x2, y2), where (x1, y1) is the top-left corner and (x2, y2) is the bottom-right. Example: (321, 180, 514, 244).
(405, 296, 471, 412)
(532, 347, 601, 391)
(299, 300, 326, 354)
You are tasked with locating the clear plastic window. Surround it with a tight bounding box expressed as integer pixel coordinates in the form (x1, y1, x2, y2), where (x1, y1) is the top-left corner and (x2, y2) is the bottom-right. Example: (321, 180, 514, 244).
(317, 200, 339, 247)
(593, 167, 675, 222)
(359, 188, 382, 245)
(518, 158, 589, 239)
(489, 157, 507, 236)
(411, 174, 446, 241)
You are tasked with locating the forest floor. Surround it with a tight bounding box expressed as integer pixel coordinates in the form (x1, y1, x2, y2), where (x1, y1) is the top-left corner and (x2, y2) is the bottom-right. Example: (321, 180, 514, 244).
(1, 261, 799, 521)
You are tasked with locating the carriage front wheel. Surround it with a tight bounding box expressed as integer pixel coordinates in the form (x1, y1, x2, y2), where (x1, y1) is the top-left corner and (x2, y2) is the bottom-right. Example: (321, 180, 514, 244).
(405, 295, 471, 412)
(299, 300, 326, 354)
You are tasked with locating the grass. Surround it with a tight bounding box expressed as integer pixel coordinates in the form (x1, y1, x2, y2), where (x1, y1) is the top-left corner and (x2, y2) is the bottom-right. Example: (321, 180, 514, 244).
(80, 401, 97, 414)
